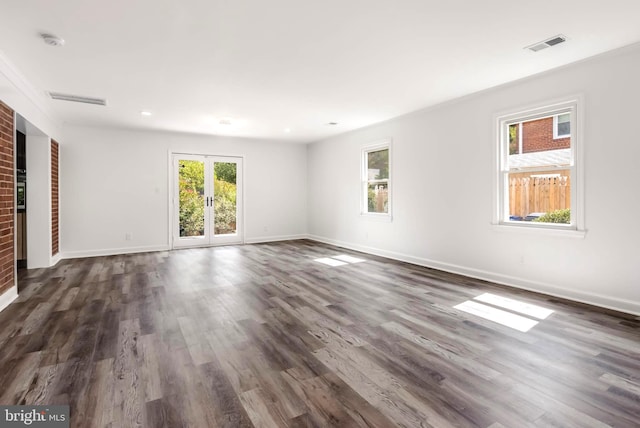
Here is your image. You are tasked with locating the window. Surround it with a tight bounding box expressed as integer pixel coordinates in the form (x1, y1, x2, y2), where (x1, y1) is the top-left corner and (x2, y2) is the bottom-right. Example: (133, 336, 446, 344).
(495, 100, 583, 232)
(554, 113, 570, 139)
(362, 141, 391, 217)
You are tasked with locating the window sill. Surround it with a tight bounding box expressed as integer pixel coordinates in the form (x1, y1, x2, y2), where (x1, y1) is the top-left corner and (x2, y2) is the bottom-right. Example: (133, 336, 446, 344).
(361, 213, 393, 222)
(491, 223, 586, 239)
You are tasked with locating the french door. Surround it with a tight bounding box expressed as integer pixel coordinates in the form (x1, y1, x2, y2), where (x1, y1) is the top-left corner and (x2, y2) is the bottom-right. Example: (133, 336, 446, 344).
(172, 154, 243, 248)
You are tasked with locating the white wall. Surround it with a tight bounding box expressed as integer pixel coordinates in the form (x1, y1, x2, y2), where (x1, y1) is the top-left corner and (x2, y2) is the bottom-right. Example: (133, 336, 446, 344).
(307, 44, 640, 315)
(26, 134, 53, 268)
(60, 126, 307, 257)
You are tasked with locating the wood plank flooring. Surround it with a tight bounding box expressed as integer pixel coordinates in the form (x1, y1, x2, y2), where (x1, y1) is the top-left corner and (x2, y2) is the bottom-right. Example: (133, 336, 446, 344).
(1, 240, 639, 427)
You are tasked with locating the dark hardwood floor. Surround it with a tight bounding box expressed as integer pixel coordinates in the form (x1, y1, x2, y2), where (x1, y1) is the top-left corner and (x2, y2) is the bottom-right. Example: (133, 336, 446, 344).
(1, 240, 639, 427)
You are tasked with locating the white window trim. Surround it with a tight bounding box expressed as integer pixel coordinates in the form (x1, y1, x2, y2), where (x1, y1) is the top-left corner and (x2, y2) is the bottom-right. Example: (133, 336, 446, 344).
(492, 97, 585, 236)
(553, 113, 571, 139)
(361, 139, 392, 221)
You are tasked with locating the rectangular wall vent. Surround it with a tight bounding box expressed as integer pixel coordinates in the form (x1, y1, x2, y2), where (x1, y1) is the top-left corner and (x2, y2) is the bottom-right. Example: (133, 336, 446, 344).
(525, 34, 567, 52)
(48, 92, 107, 106)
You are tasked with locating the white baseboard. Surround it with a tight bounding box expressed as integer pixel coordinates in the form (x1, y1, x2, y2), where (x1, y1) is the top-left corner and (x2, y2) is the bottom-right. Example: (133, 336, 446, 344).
(244, 234, 308, 244)
(51, 252, 62, 266)
(0, 286, 18, 312)
(62, 244, 170, 259)
(62, 236, 307, 258)
(307, 234, 640, 317)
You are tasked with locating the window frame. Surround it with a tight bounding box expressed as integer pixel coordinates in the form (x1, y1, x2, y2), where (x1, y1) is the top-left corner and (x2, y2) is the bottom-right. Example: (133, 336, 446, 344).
(553, 113, 571, 139)
(361, 139, 392, 220)
(493, 98, 585, 235)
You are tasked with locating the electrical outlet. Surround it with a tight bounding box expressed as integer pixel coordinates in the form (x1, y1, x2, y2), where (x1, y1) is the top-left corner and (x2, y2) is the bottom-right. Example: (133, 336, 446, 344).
(263, 226, 268, 232)
(125, 233, 132, 241)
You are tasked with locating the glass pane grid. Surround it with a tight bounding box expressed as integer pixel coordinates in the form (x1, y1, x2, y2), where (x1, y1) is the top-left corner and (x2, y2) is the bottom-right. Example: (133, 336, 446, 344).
(506, 170, 571, 224)
(502, 110, 573, 225)
(367, 182, 389, 214)
(364, 146, 390, 214)
(213, 162, 238, 236)
(178, 160, 205, 237)
(366, 149, 389, 180)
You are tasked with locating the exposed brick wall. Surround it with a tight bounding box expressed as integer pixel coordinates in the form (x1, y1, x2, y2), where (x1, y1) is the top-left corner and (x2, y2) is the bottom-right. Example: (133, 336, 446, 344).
(51, 140, 59, 256)
(522, 117, 570, 153)
(0, 101, 14, 296)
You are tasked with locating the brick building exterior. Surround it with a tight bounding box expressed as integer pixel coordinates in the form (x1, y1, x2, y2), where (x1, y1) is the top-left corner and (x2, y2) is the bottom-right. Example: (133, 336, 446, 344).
(511, 116, 570, 154)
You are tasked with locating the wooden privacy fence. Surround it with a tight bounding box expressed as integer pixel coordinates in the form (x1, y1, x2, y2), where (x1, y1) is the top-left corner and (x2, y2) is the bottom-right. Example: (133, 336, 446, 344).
(371, 186, 388, 212)
(509, 170, 570, 217)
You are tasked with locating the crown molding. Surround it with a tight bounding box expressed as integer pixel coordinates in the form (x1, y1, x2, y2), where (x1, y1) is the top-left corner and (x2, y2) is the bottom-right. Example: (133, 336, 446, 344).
(0, 50, 61, 136)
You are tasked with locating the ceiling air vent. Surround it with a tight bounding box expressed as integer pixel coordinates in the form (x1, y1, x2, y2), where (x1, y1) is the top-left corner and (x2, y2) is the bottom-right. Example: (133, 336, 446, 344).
(48, 92, 107, 106)
(525, 35, 567, 52)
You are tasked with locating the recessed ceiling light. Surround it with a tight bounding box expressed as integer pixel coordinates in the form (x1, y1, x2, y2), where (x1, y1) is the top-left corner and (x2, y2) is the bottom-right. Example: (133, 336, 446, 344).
(212, 117, 247, 127)
(326, 122, 338, 126)
(40, 33, 65, 47)
(140, 111, 152, 116)
(284, 128, 291, 133)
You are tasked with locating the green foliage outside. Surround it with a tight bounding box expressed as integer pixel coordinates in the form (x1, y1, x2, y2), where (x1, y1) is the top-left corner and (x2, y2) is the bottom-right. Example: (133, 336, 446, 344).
(178, 161, 237, 237)
(368, 188, 376, 212)
(214, 162, 236, 184)
(368, 149, 389, 179)
(179, 160, 205, 236)
(509, 124, 518, 155)
(214, 167, 237, 234)
(367, 186, 389, 213)
(367, 149, 389, 213)
(533, 208, 570, 224)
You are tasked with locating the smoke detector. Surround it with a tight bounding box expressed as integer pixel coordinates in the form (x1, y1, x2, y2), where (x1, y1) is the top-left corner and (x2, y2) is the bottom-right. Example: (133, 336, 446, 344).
(525, 35, 566, 52)
(40, 33, 65, 47)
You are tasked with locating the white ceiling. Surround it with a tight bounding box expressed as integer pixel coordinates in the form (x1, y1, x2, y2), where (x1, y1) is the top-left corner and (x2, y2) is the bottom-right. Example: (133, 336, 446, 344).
(1, 0, 640, 143)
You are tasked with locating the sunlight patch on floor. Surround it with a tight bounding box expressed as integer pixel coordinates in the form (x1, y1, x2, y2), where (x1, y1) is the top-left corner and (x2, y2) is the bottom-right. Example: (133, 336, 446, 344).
(314, 254, 367, 267)
(474, 293, 554, 320)
(314, 257, 348, 267)
(332, 255, 366, 263)
(454, 300, 540, 332)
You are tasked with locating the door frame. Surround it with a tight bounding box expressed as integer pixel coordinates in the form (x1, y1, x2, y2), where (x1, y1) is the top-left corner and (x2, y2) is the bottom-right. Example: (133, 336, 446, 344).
(168, 151, 245, 250)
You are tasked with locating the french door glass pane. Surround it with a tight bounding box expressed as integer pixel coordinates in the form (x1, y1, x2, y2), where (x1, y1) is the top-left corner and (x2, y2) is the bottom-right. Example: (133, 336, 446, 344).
(178, 159, 205, 237)
(213, 162, 237, 235)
